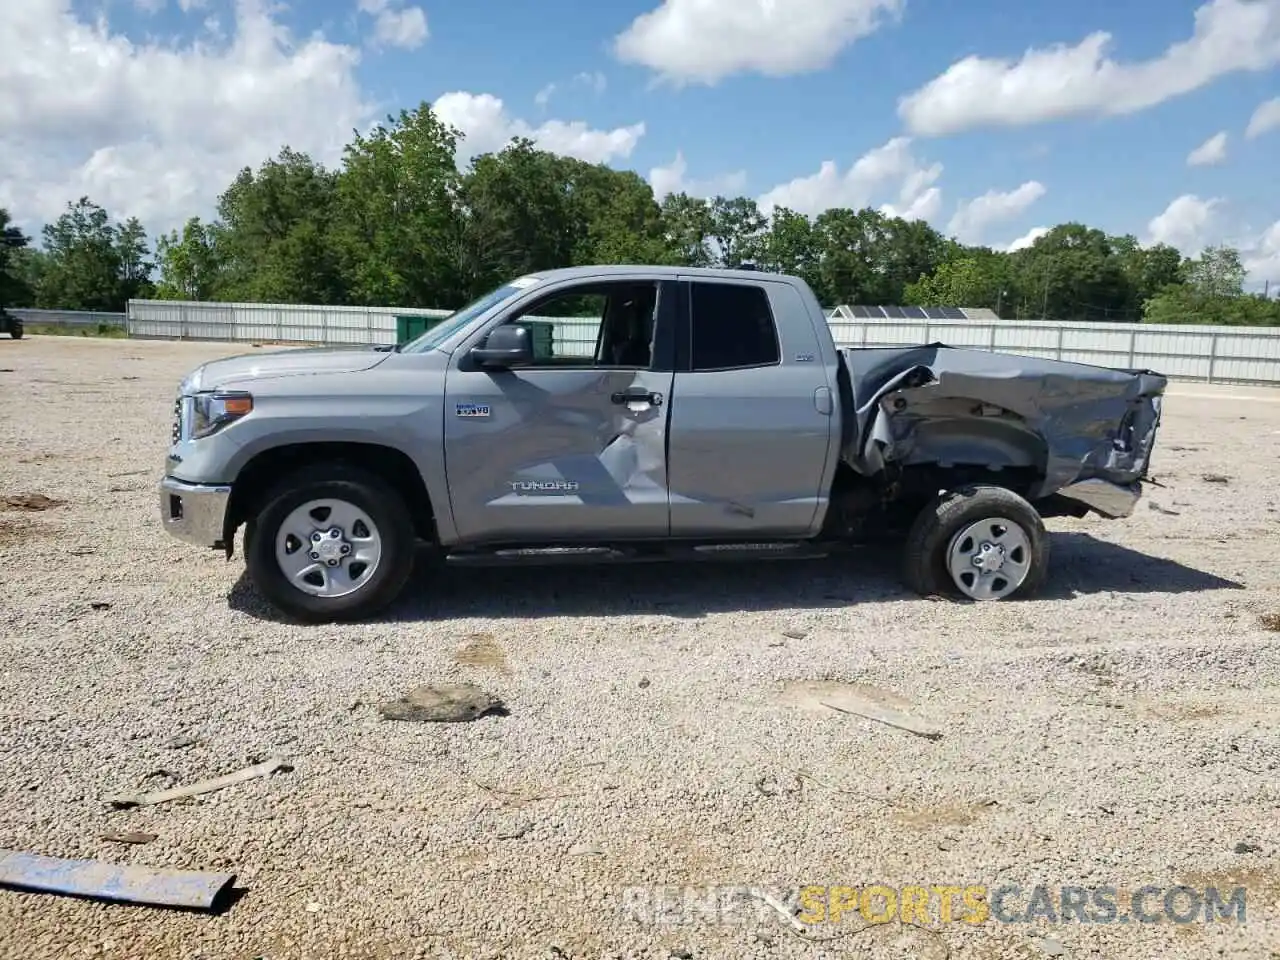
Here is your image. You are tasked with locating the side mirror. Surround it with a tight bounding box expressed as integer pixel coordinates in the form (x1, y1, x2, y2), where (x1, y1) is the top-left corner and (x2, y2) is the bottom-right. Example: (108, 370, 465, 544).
(470, 324, 534, 367)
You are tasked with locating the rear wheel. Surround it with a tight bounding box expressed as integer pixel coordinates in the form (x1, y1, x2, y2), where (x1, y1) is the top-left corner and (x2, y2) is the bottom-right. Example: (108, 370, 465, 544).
(245, 463, 416, 623)
(902, 484, 1048, 601)
(9, 320, 21, 340)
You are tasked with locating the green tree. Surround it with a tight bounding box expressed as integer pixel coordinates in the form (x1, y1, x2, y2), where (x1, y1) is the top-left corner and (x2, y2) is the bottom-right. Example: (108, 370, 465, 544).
(559, 157, 676, 266)
(904, 254, 1008, 310)
(115, 216, 155, 302)
(453, 139, 575, 297)
(154, 217, 225, 300)
(216, 147, 344, 304)
(867, 215, 950, 304)
(1186, 245, 1246, 299)
(1113, 234, 1183, 317)
(1007, 223, 1130, 321)
(659, 193, 714, 267)
(334, 102, 465, 308)
(36, 197, 128, 311)
(760, 206, 820, 285)
(810, 208, 882, 304)
(0, 208, 32, 310)
(1142, 246, 1280, 325)
(708, 196, 766, 268)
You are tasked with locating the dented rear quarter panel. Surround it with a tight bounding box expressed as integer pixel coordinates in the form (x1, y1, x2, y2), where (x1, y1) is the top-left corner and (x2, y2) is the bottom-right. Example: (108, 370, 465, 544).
(837, 344, 1168, 498)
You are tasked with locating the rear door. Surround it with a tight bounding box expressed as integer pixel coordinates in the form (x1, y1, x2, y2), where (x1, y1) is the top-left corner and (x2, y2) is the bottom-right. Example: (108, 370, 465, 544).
(444, 277, 677, 544)
(667, 277, 834, 537)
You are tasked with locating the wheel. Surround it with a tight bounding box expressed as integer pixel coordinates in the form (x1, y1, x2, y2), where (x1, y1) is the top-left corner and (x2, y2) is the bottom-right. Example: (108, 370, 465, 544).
(245, 463, 416, 623)
(901, 484, 1048, 601)
(9, 321, 21, 340)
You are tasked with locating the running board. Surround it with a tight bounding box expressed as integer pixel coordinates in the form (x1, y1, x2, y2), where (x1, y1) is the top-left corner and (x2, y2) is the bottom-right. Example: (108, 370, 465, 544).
(443, 541, 833, 567)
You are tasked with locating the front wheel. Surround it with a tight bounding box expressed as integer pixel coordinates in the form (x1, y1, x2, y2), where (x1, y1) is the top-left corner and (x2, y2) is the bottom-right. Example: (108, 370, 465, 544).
(9, 321, 21, 340)
(901, 484, 1049, 601)
(245, 463, 417, 623)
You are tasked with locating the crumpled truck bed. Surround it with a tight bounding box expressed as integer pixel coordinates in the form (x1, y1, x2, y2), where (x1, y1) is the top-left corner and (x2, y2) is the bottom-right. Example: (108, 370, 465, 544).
(837, 343, 1168, 515)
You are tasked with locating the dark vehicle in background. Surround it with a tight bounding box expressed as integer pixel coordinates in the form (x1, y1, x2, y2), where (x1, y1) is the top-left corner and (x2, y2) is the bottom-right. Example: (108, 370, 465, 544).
(0, 308, 21, 339)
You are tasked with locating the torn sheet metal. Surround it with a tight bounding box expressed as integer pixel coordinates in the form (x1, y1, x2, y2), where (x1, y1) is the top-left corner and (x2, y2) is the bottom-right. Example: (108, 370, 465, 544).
(0, 849, 235, 911)
(838, 344, 1167, 501)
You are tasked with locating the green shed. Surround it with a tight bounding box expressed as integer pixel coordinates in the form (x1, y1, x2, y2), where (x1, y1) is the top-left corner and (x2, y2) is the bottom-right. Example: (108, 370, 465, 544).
(395, 314, 444, 344)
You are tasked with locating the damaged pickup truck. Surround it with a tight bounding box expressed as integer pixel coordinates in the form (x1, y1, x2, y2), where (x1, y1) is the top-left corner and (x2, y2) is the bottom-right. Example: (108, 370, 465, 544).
(159, 265, 1166, 622)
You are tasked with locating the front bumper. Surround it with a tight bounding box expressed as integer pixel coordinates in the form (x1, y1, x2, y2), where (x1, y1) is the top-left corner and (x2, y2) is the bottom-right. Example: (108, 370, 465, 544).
(160, 476, 231, 548)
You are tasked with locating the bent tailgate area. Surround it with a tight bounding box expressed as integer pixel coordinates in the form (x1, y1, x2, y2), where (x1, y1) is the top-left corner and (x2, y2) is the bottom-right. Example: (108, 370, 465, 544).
(835, 342, 1168, 517)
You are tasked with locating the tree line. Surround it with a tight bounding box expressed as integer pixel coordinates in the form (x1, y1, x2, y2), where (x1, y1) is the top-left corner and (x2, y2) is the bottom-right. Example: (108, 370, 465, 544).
(2, 101, 1277, 327)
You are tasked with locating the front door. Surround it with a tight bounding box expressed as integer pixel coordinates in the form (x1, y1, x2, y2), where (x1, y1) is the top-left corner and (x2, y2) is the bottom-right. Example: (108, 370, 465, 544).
(444, 277, 677, 544)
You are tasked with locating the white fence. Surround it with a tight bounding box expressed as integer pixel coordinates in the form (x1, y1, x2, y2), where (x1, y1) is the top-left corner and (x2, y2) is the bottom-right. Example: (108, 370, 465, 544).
(116, 298, 1280, 386)
(127, 300, 451, 345)
(833, 315, 1280, 385)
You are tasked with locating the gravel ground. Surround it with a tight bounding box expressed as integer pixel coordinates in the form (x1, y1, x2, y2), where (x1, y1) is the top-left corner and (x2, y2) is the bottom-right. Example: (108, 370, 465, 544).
(1, 334, 1278, 960)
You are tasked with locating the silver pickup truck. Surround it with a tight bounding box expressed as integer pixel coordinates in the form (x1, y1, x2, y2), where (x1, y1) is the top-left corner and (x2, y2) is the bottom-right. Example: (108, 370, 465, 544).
(159, 264, 1166, 622)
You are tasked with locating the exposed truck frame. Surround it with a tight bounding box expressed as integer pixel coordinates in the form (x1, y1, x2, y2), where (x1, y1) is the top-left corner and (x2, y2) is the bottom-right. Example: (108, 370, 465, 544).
(157, 265, 1166, 622)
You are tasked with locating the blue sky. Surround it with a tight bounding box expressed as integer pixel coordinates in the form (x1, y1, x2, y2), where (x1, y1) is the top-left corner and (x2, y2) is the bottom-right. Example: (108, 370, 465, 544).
(4, 0, 1279, 282)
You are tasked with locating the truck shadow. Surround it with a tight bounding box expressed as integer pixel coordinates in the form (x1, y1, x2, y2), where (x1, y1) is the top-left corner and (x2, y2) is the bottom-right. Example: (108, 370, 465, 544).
(226, 532, 1243, 624)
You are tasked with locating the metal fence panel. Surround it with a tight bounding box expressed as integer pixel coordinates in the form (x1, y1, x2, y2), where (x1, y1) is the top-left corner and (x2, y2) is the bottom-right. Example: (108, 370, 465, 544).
(839, 317, 1280, 385)
(9, 308, 127, 329)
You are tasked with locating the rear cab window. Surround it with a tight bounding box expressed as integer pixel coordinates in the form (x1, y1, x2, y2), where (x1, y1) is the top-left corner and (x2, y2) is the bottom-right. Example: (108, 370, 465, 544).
(689, 281, 781, 371)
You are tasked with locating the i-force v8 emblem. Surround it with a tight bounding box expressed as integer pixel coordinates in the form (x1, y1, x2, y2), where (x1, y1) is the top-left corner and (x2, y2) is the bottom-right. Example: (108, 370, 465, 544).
(456, 403, 491, 418)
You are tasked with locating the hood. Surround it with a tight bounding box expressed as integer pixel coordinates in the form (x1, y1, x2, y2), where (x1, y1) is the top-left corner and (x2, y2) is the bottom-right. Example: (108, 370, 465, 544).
(184, 345, 392, 392)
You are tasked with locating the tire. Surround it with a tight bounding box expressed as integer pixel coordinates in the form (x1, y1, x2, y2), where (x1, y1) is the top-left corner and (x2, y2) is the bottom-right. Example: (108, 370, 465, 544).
(9, 321, 21, 340)
(245, 462, 416, 623)
(901, 483, 1049, 601)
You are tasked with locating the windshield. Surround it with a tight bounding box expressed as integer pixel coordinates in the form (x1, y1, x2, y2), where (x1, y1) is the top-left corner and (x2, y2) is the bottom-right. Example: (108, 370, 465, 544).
(398, 282, 530, 354)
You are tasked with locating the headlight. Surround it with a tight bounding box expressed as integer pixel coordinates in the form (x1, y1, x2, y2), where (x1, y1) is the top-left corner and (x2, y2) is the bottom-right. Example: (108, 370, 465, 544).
(190, 391, 253, 439)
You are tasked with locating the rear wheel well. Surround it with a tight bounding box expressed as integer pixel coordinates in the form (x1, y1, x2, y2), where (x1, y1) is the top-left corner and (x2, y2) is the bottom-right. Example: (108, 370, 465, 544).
(226, 442, 436, 548)
(824, 460, 1046, 542)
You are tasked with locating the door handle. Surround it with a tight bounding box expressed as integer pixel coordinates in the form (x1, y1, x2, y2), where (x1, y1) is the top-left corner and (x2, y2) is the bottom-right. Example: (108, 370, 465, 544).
(611, 387, 663, 406)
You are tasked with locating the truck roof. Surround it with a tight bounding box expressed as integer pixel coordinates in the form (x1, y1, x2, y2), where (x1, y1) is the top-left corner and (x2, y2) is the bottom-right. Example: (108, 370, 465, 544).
(519, 264, 803, 285)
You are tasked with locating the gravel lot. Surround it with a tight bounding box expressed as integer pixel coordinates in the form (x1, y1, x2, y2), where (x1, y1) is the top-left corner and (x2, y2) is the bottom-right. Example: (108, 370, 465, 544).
(1, 334, 1278, 960)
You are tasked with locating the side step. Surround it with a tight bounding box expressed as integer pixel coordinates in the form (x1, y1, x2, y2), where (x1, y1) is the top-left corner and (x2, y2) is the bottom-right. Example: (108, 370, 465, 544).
(443, 541, 834, 567)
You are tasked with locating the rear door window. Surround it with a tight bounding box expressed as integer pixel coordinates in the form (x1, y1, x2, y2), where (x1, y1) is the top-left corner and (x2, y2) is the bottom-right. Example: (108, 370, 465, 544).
(689, 281, 780, 371)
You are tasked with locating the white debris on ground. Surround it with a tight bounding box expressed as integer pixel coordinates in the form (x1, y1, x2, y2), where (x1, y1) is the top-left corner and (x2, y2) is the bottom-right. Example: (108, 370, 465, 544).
(0, 336, 1277, 960)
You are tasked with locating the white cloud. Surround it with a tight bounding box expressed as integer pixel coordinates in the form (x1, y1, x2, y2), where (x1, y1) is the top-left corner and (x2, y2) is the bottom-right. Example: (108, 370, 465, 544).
(0, 0, 374, 234)
(356, 0, 429, 50)
(947, 181, 1046, 244)
(533, 71, 605, 109)
(880, 187, 942, 223)
(898, 0, 1280, 136)
(613, 0, 903, 85)
(757, 136, 942, 218)
(1187, 131, 1229, 165)
(1007, 226, 1050, 252)
(1182, 131, 1223, 165)
(1241, 220, 1280, 281)
(575, 71, 607, 95)
(648, 151, 747, 201)
(138, 0, 208, 10)
(1246, 95, 1280, 137)
(0, 3, 635, 238)
(433, 91, 645, 166)
(1142, 196, 1280, 287)
(1146, 194, 1224, 252)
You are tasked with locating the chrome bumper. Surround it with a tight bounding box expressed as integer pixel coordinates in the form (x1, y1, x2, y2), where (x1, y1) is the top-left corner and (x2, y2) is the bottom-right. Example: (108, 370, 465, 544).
(160, 476, 231, 548)
(1057, 478, 1142, 519)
